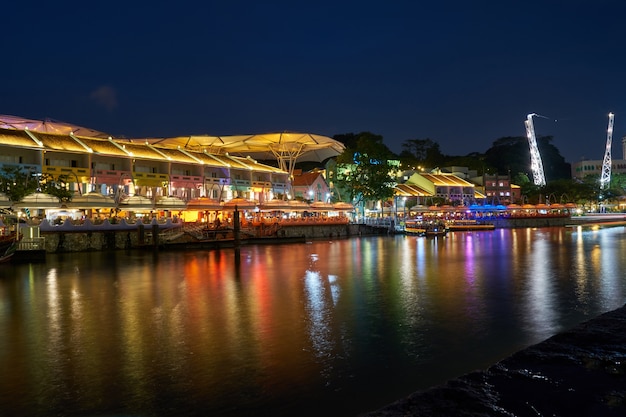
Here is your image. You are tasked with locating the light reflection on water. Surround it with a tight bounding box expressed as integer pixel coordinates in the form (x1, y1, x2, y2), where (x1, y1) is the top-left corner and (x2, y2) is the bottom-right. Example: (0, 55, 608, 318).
(1, 227, 626, 416)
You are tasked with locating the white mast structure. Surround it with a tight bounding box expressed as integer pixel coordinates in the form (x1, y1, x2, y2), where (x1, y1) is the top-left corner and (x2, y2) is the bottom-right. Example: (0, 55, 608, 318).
(600, 112, 615, 190)
(524, 113, 547, 186)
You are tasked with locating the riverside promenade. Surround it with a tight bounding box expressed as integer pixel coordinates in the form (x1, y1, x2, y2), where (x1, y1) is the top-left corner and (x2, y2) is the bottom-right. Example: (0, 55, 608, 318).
(365, 304, 626, 417)
(12, 213, 626, 253)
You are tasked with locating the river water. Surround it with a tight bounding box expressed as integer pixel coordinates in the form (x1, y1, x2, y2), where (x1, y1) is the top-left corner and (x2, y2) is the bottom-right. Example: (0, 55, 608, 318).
(1, 226, 625, 416)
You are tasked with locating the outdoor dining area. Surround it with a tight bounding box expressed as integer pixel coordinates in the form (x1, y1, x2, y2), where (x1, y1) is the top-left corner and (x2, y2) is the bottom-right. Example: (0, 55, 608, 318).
(402, 202, 577, 221)
(2, 192, 355, 240)
(188, 198, 354, 238)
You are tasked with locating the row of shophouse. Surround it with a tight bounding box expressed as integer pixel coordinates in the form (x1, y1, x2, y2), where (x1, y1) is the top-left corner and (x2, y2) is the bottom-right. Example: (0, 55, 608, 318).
(292, 164, 521, 216)
(0, 127, 289, 207)
(0, 122, 522, 221)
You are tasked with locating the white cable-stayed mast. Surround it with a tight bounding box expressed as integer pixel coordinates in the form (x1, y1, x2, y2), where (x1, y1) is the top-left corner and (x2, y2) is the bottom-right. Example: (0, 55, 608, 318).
(524, 113, 547, 186)
(600, 112, 615, 190)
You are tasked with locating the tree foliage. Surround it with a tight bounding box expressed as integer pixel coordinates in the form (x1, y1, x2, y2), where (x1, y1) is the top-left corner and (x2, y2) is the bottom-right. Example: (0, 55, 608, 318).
(0, 167, 74, 203)
(334, 132, 396, 205)
(41, 174, 74, 202)
(484, 136, 570, 181)
(0, 166, 39, 202)
(399, 138, 445, 168)
(609, 172, 626, 191)
(516, 178, 601, 205)
(445, 152, 495, 175)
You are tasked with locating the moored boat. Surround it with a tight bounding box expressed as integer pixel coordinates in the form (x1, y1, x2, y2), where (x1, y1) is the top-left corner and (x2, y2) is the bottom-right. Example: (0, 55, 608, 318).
(0, 233, 19, 263)
(0, 241, 17, 263)
(447, 220, 495, 231)
(405, 220, 448, 237)
(405, 221, 427, 235)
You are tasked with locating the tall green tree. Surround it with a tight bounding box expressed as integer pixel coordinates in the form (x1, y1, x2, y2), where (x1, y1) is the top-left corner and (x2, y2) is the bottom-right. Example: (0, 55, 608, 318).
(0, 168, 74, 203)
(609, 172, 626, 191)
(446, 152, 495, 175)
(484, 136, 570, 181)
(400, 138, 445, 168)
(334, 132, 396, 206)
(40, 174, 74, 202)
(0, 166, 39, 202)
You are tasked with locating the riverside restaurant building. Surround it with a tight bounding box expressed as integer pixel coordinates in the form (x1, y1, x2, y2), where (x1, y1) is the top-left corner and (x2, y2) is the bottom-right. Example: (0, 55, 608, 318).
(0, 115, 346, 224)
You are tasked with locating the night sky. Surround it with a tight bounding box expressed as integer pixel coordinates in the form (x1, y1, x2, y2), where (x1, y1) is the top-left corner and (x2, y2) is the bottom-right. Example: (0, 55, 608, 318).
(3, 1, 626, 163)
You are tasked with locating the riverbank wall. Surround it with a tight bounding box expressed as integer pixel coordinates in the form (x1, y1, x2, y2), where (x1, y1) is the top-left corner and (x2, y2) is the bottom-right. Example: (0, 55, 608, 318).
(364, 304, 626, 417)
(31, 223, 388, 253)
(20, 215, 626, 253)
(493, 216, 571, 228)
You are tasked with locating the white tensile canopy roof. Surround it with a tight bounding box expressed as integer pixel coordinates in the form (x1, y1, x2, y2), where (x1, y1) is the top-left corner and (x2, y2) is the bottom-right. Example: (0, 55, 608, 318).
(137, 132, 345, 177)
(0, 115, 109, 138)
(0, 115, 346, 178)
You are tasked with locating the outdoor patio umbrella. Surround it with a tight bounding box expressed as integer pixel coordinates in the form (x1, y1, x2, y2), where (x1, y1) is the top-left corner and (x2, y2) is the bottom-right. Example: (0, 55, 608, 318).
(223, 198, 257, 211)
(0, 193, 11, 209)
(118, 195, 154, 211)
(67, 192, 116, 209)
(309, 201, 335, 211)
(259, 199, 292, 211)
(12, 192, 61, 209)
(155, 196, 187, 211)
(186, 198, 223, 211)
(286, 200, 310, 211)
(332, 202, 354, 211)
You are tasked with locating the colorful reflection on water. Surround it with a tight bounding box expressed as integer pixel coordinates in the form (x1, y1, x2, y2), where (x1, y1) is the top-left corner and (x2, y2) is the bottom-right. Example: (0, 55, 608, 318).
(1, 227, 625, 416)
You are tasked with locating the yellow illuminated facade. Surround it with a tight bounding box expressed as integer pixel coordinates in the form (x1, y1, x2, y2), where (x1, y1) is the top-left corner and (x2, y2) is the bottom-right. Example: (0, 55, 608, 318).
(0, 122, 289, 206)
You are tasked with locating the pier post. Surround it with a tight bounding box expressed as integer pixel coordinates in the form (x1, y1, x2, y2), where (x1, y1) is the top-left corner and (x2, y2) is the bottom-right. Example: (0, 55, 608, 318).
(233, 206, 241, 248)
(152, 224, 159, 248)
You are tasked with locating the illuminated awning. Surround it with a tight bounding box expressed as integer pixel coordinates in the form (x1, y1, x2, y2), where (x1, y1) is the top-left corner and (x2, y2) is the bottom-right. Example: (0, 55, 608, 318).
(12, 192, 61, 209)
(68, 192, 116, 209)
(118, 195, 154, 211)
(394, 183, 431, 196)
(186, 198, 224, 211)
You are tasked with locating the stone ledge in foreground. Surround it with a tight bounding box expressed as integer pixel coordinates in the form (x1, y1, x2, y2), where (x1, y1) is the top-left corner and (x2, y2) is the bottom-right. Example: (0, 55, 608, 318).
(364, 304, 626, 417)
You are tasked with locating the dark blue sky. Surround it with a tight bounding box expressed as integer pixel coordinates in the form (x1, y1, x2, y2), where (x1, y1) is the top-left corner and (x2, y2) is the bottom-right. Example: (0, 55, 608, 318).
(3, 1, 625, 163)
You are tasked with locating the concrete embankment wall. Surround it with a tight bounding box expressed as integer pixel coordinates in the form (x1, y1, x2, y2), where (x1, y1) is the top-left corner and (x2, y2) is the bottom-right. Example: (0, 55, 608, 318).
(277, 223, 388, 239)
(42, 229, 139, 252)
(33, 217, 589, 253)
(493, 217, 571, 228)
(37, 224, 389, 253)
(365, 304, 626, 416)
